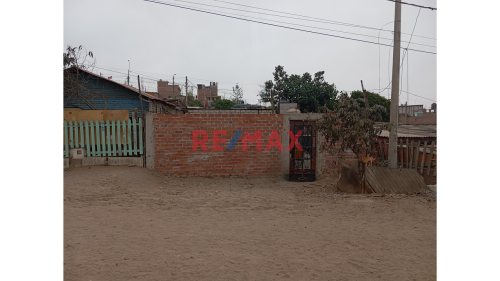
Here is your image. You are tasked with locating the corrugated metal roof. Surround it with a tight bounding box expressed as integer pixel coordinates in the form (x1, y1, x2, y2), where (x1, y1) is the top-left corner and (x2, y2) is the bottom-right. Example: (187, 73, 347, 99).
(378, 124, 436, 138)
(163, 99, 187, 108)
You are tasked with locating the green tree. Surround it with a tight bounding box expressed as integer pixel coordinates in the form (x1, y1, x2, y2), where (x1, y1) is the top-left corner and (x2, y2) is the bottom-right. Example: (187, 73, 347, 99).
(261, 66, 338, 113)
(214, 99, 235, 109)
(350, 90, 391, 122)
(313, 92, 389, 164)
(188, 100, 204, 107)
(231, 84, 244, 104)
(258, 80, 274, 103)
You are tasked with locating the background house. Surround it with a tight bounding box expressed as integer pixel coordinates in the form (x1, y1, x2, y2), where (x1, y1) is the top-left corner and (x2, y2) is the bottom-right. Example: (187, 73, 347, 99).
(398, 103, 437, 125)
(197, 82, 220, 101)
(157, 80, 182, 100)
(64, 67, 183, 118)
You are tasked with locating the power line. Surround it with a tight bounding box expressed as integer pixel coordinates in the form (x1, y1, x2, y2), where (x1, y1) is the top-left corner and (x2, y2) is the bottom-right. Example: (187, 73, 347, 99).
(85, 66, 166, 84)
(405, 8, 422, 50)
(144, 0, 437, 55)
(407, 49, 410, 106)
(402, 90, 435, 102)
(91, 64, 253, 87)
(210, 0, 436, 40)
(386, 0, 436, 11)
(89, 66, 128, 76)
(365, 88, 436, 102)
(378, 7, 424, 95)
(379, 21, 394, 95)
(168, 1, 435, 48)
(400, 7, 421, 102)
(90, 64, 436, 103)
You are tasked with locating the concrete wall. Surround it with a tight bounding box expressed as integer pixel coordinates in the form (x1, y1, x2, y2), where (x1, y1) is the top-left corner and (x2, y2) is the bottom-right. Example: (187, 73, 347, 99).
(279, 103, 298, 113)
(145, 112, 155, 170)
(65, 157, 143, 168)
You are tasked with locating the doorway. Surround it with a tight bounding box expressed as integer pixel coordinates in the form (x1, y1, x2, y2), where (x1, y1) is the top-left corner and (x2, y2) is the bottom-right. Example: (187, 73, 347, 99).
(289, 120, 316, 181)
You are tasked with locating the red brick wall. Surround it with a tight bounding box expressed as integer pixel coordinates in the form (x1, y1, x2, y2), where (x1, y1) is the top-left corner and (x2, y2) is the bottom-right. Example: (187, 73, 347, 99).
(153, 114, 283, 177)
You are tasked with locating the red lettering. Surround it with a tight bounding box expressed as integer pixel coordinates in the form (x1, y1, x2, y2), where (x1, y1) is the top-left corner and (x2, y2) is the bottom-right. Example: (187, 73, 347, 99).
(265, 130, 284, 151)
(242, 130, 262, 151)
(286, 130, 303, 151)
(192, 130, 208, 151)
(213, 130, 227, 151)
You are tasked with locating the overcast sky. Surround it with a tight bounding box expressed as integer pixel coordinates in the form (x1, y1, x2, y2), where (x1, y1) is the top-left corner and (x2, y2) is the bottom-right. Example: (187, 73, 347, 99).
(64, 0, 436, 107)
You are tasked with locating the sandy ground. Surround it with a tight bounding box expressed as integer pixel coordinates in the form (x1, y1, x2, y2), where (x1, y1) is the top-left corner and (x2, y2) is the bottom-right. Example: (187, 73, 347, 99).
(64, 166, 436, 281)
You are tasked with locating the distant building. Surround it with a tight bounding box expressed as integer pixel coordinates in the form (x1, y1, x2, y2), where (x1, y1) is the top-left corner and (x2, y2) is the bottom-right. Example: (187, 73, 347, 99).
(157, 80, 181, 99)
(399, 104, 424, 116)
(197, 82, 220, 101)
(398, 104, 436, 125)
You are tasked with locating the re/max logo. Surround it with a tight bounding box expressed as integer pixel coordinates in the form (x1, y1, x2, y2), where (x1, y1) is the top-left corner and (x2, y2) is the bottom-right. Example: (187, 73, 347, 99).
(192, 130, 303, 152)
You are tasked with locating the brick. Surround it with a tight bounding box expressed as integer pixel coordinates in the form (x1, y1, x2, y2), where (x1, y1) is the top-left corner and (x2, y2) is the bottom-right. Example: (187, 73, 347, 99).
(153, 115, 284, 177)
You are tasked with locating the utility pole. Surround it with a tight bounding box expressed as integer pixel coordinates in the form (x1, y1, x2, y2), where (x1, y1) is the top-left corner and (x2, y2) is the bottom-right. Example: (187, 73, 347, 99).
(137, 75, 145, 167)
(185, 76, 188, 107)
(405, 101, 408, 125)
(172, 74, 176, 100)
(361, 80, 370, 109)
(137, 75, 144, 120)
(388, 0, 401, 169)
(270, 90, 275, 114)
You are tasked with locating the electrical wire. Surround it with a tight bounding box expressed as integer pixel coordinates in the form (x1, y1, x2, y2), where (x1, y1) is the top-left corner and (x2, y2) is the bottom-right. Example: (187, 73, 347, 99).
(378, 21, 394, 96)
(401, 8, 419, 105)
(144, 0, 436, 55)
(386, 0, 436, 11)
(210, 0, 436, 40)
(365, 88, 435, 102)
(164, 1, 435, 48)
(91, 65, 252, 88)
(407, 50, 410, 105)
(402, 90, 435, 103)
(378, 8, 423, 95)
(85, 62, 437, 106)
(400, 49, 404, 99)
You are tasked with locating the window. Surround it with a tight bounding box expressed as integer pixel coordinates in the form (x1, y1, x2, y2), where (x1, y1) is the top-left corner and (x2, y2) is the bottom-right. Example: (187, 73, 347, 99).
(168, 96, 171, 99)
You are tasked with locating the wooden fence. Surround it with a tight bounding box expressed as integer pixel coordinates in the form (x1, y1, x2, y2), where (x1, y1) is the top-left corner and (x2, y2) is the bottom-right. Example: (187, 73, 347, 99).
(64, 119, 143, 157)
(374, 139, 436, 176)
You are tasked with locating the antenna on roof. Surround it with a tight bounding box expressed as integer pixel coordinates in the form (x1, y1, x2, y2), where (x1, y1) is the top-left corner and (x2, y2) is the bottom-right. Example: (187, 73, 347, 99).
(127, 60, 130, 86)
